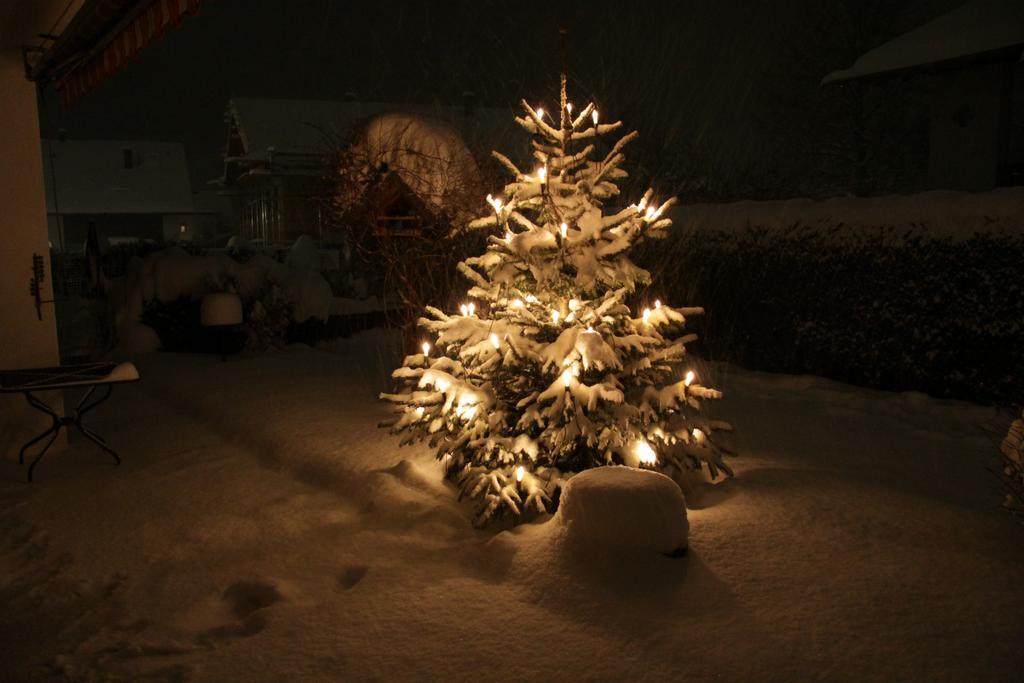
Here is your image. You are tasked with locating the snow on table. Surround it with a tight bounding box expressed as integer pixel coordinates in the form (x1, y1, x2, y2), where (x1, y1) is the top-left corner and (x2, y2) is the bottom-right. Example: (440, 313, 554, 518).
(0, 330, 1020, 683)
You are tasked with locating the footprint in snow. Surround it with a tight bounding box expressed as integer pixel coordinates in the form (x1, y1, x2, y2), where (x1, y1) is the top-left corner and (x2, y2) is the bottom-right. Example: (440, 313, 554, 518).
(223, 579, 282, 618)
(195, 579, 281, 645)
(337, 565, 369, 590)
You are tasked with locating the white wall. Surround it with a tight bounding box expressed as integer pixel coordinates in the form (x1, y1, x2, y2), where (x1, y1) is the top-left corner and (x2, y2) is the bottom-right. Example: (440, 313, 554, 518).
(0, 55, 63, 461)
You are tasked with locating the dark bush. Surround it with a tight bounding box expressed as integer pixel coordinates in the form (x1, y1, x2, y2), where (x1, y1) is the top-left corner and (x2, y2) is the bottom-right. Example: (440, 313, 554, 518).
(140, 296, 245, 354)
(637, 225, 1023, 406)
(287, 310, 391, 345)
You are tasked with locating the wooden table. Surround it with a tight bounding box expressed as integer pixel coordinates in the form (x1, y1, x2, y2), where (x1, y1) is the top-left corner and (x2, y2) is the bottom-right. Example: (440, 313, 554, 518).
(0, 362, 140, 482)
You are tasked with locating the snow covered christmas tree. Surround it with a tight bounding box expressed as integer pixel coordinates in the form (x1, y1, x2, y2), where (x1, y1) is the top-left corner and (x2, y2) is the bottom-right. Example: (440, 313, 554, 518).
(381, 81, 732, 525)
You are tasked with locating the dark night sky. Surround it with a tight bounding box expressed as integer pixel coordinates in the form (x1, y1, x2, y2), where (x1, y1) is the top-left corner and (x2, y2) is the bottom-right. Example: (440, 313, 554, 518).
(37, 0, 958, 197)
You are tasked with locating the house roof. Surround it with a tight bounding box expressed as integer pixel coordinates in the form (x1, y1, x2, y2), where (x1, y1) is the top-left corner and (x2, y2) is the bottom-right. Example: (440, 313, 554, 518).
(822, 0, 1024, 84)
(225, 97, 525, 164)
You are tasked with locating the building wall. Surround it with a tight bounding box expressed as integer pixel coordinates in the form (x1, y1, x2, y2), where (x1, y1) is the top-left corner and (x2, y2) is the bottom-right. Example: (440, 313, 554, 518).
(42, 139, 195, 216)
(162, 213, 221, 243)
(0, 55, 63, 461)
(928, 62, 1013, 191)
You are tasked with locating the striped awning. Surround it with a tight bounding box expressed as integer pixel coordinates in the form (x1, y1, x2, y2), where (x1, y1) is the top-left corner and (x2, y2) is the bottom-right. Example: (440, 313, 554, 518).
(27, 0, 204, 106)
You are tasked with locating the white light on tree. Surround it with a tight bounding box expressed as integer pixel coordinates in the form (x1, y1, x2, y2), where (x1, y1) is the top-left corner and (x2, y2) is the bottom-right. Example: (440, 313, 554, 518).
(421, 341, 430, 356)
(634, 440, 657, 466)
(490, 333, 500, 349)
(535, 106, 544, 119)
(559, 222, 568, 238)
(516, 465, 525, 483)
(684, 370, 695, 386)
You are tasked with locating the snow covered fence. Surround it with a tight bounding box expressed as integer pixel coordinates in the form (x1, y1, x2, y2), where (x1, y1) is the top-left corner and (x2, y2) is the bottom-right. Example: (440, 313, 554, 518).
(636, 190, 1024, 406)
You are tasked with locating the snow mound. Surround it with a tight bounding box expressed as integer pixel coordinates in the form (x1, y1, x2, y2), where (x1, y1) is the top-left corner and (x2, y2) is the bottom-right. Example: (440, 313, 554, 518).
(231, 254, 283, 298)
(329, 295, 384, 316)
(116, 321, 161, 354)
(556, 466, 688, 555)
(286, 235, 321, 272)
(226, 234, 253, 251)
(149, 250, 233, 303)
(278, 268, 332, 322)
(200, 293, 243, 326)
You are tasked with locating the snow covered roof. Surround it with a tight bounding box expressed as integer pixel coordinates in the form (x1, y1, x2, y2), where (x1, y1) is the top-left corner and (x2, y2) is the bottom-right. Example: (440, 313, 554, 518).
(226, 97, 523, 164)
(42, 139, 194, 214)
(822, 0, 1024, 84)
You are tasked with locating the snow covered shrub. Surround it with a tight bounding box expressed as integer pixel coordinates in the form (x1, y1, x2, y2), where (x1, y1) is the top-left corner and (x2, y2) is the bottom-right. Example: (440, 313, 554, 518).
(321, 115, 494, 346)
(1001, 410, 1024, 521)
(639, 226, 1024, 405)
(243, 282, 293, 351)
(204, 271, 293, 352)
(380, 91, 732, 526)
(138, 274, 292, 354)
(140, 296, 223, 352)
(102, 240, 169, 278)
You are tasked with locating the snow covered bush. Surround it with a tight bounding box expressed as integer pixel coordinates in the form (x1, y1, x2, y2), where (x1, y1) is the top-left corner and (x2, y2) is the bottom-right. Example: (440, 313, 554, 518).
(380, 88, 732, 526)
(321, 114, 495, 346)
(1001, 410, 1024, 521)
(557, 466, 689, 555)
(241, 281, 293, 351)
(639, 225, 1024, 406)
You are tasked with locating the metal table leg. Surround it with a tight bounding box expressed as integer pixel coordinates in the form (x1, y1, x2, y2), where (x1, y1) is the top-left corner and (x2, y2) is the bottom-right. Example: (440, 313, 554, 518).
(19, 384, 121, 482)
(21, 391, 63, 483)
(74, 383, 120, 466)
(19, 392, 60, 465)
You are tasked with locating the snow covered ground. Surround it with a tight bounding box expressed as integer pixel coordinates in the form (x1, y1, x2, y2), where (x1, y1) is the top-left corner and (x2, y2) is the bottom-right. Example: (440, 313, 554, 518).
(1, 330, 1021, 682)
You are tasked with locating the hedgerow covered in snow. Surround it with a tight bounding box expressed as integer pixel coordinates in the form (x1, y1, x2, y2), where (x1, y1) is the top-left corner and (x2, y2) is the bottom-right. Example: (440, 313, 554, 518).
(639, 223, 1024, 405)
